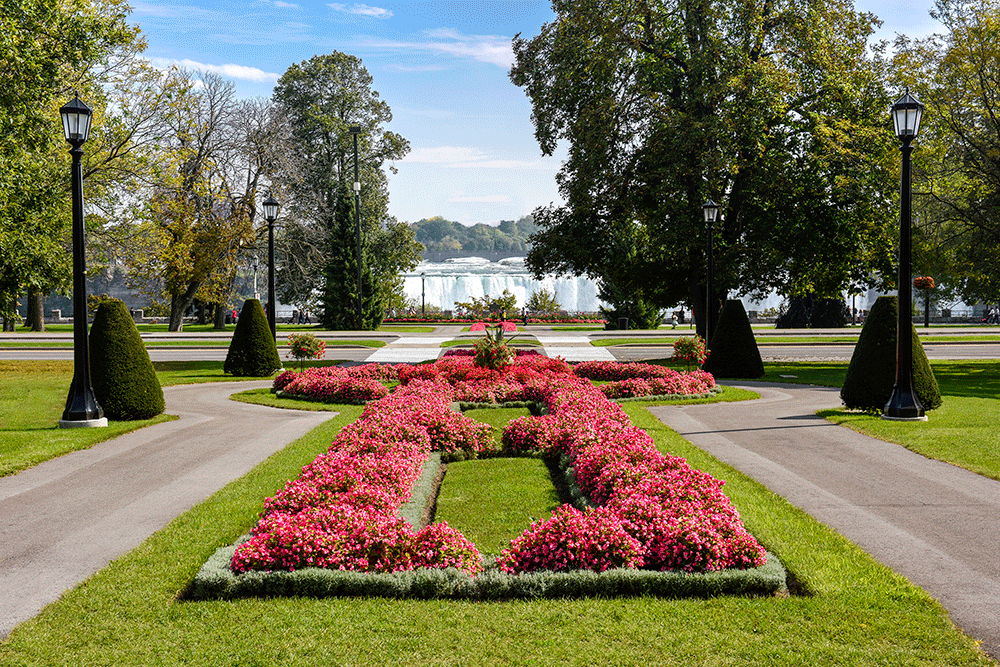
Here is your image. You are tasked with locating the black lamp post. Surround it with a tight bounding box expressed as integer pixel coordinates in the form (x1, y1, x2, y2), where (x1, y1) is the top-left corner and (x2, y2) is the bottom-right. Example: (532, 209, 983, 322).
(262, 194, 280, 341)
(884, 90, 927, 421)
(421, 272, 426, 316)
(703, 199, 719, 346)
(349, 126, 363, 330)
(252, 253, 260, 300)
(59, 94, 106, 428)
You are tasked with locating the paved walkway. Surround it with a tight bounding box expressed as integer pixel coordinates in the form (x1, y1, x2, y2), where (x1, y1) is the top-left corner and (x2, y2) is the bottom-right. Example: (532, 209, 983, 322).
(4, 373, 1000, 659)
(649, 383, 1000, 661)
(0, 381, 335, 639)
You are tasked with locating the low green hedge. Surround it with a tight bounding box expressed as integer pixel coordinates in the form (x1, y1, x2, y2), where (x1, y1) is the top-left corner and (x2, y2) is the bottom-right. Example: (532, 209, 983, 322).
(189, 544, 786, 601)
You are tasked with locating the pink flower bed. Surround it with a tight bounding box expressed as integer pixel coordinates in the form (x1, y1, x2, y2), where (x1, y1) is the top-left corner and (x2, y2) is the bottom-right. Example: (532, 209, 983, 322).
(274, 364, 399, 403)
(232, 379, 488, 575)
(572, 361, 715, 400)
(240, 357, 764, 579)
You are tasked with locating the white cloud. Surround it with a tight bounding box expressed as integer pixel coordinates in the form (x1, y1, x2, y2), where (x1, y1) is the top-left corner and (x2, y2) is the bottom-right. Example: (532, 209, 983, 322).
(366, 29, 514, 68)
(273, 0, 299, 7)
(146, 57, 281, 83)
(328, 3, 392, 18)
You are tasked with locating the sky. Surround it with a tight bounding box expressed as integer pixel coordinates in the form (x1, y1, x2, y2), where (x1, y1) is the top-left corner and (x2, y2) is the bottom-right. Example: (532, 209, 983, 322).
(129, 0, 945, 227)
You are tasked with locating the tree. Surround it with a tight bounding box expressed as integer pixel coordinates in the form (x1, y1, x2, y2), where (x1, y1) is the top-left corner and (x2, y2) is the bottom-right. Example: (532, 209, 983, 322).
(272, 52, 418, 330)
(511, 0, 898, 340)
(526, 288, 561, 313)
(0, 0, 141, 326)
(114, 69, 260, 331)
(894, 0, 1000, 306)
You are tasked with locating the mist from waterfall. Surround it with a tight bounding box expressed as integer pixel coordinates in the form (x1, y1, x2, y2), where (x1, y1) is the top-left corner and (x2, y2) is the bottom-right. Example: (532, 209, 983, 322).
(403, 257, 605, 313)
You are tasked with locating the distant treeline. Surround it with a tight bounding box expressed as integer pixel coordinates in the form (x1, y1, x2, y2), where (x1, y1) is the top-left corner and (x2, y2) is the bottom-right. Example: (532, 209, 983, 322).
(410, 216, 538, 257)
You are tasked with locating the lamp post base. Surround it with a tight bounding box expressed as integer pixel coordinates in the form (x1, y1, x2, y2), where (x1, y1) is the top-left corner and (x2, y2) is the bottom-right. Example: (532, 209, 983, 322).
(59, 417, 109, 429)
(881, 414, 928, 422)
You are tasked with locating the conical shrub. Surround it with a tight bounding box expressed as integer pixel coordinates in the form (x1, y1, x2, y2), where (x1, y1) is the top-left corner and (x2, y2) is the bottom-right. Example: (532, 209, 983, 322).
(224, 298, 281, 377)
(89, 299, 164, 420)
(841, 295, 942, 412)
(702, 299, 764, 379)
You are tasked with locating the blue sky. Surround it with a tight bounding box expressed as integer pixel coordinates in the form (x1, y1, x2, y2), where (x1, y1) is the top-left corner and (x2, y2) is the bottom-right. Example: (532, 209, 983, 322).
(130, 0, 943, 227)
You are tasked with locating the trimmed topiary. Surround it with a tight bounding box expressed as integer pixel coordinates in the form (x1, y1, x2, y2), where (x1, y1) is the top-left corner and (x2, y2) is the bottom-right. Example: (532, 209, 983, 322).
(841, 295, 942, 413)
(224, 298, 281, 377)
(89, 299, 164, 420)
(702, 299, 764, 379)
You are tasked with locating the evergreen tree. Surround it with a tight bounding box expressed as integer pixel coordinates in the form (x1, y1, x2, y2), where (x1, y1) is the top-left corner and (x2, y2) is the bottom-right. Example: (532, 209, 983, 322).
(224, 299, 281, 377)
(841, 296, 942, 413)
(89, 299, 165, 420)
(703, 300, 764, 379)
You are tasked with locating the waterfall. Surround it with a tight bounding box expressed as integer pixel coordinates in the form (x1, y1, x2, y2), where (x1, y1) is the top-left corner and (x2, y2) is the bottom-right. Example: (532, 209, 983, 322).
(403, 257, 605, 313)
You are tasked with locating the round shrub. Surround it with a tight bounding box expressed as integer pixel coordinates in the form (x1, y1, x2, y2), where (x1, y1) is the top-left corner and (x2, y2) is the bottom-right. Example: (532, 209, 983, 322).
(702, 299, 764, 379)
(841, 295, 942, 413)
(89, 299, 164, 420)
(224, 298, 281, 377)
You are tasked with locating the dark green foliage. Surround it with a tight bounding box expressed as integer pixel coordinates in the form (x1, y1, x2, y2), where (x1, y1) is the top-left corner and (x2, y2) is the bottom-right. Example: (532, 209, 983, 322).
(775, 294, 850, 328)
(841, 296, 942, 412)
(599, 282, 664, 330)
(224, 299, 281, 377)
(89, 299, 164, 420)
(702, 300, 764, 379)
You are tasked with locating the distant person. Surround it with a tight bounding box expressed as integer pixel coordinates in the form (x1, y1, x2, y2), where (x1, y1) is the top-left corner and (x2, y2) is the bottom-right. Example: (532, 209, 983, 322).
(290, 309, 298, 324)
(671, 313, 678, 329)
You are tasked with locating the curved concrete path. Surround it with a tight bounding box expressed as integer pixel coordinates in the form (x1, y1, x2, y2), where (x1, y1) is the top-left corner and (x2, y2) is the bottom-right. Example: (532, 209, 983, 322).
(0, 381, 335, 639)
(649, 383, 1000, 661)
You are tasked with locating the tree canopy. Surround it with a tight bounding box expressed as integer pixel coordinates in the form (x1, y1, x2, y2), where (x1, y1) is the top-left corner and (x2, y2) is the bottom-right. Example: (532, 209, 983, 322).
(272, 52, 419, 330)
(511, 0, 899, 334)
(895, 0, 1000, 306)
(0, 0, 141, 325)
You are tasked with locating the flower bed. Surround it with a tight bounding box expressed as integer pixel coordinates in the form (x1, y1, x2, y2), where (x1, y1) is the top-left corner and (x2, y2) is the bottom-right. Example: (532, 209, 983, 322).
(192, 358, 783, 600)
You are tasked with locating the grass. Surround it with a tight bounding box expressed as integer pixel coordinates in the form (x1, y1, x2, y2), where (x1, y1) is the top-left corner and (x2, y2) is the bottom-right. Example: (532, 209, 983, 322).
(0, 360, 302, 477)
(0, 361, 178, 477)
(0, 339, 386, 348)
(435, 457, 559, 555)
(0, 392, 991, 665)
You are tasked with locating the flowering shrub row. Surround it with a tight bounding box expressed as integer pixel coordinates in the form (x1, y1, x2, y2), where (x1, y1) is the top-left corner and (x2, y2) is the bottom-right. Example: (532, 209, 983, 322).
(599, 372, 715, 399)
(274, 364, 398, 403)
(573, 361, 677, 381)
(246, 356, 761, 581)
(497, 377, 765, 574)
(232, 379, 487, 575)
(443, 347, 541, 357)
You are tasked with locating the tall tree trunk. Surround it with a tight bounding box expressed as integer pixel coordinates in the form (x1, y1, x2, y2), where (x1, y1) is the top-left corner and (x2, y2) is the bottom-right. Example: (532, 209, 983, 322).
(196, 301, 208, 325)
(213, 301, 227, 330)
(168, 282, 201, 332)
(2, 296, 15, 331)
(26, 289, 45, 332)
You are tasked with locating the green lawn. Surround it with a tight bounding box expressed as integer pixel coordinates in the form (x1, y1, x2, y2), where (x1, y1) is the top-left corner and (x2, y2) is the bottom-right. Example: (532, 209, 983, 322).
(0, 360, 299, 476)
(0, 393, 991, 665)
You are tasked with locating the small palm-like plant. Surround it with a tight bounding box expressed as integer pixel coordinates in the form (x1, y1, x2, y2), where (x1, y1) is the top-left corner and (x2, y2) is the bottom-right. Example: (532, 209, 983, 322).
(473, 324, 516, 370)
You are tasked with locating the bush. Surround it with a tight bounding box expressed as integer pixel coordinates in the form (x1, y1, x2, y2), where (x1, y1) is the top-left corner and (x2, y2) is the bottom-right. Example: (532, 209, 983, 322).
(841, 295, 942, 413)
(702, 300, 764, 379)
(224, 299, 281, 377)
(89, 299, 164, 420)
